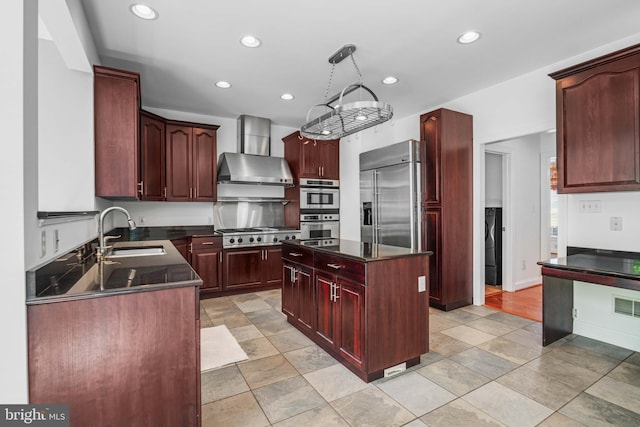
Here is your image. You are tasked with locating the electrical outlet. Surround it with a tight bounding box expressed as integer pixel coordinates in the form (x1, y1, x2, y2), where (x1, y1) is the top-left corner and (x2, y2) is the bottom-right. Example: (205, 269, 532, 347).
(418, 276, 426, 293)
(138, 216, 145, 225)
(572, 308, 578, 319)
(610, 217, 623, 231)
(41, 230, 46, 257)
(521, 260, 526, 270)
(54, 229, 59, 253)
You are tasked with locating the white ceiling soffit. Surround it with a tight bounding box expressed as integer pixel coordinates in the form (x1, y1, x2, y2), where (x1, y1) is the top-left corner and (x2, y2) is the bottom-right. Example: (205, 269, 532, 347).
(38, 0, 97, 73)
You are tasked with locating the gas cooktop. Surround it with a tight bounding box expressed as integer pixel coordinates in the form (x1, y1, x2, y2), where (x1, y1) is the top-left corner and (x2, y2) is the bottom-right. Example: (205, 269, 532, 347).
(217, 227, 300, 248)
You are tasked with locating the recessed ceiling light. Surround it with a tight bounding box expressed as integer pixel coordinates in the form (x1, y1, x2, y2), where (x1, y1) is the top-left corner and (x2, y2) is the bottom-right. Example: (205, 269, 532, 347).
(382, 76, 398, 85)
(129, 3, 159, 20)
(240, 35, 261, 48)
(215, 81, 231, 89)
(280, 93, 294, 100)
(457, 31, 480, 44)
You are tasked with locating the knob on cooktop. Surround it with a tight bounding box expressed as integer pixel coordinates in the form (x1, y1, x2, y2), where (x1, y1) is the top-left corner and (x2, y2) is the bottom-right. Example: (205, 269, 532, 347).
(237, 238, 243, 243)
(273, 237, 278, 242)
(257, 237, 262, 242)
(229, 238, 235, 244)
(249, 237, 254, 243)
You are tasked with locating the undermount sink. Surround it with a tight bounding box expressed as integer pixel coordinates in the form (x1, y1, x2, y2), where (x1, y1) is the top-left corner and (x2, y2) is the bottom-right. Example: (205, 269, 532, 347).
(106, 246, 166, 258)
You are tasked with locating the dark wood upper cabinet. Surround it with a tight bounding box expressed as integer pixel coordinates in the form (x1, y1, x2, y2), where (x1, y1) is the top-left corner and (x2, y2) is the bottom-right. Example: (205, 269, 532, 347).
(140, 111, 166, 201)
(283, 131, 340, 180)
(550, 43, 640, 193)
(166, 122, 218, 202)
(95, 65, 219, 202)
(420, 108, 473, 311)
(94, 66, 140, 199)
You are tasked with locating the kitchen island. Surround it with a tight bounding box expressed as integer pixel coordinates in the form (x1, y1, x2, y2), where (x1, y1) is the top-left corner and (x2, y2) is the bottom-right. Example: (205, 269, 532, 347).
(282, 239, 432, 382)
(26, 240, 202, 426)
(538, 247, 640, 347)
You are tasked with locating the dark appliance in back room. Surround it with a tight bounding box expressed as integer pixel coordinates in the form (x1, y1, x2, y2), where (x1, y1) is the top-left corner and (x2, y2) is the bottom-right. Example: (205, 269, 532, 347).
(485, 207, 502, 286)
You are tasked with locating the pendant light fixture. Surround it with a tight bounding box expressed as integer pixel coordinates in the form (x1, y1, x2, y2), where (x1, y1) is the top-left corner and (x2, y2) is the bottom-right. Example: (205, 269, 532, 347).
(300, 44, 393, 140)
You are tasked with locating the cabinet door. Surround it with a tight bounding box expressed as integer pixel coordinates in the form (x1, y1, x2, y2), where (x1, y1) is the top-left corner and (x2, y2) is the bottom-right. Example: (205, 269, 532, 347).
(300, 140, 322, 178)
(263, 247, 283, 287)
(223, 248, 262, 290)
(423, 207, 442, 302)
(282, 262, 297, 318)
(192, 127, 217, 201)
(192, 249, 222, 291)
(94, 66, 140, 198)
(337, 279, 365, 369)
(315, 272, 337, 347)
(140, 113, 166, 201)
(420, 112, 441, 205)
(321, 140, 340, 179)
(296, 266, 314, 333)
(166, 125, 192, 201)
(556, 55, 640, 193)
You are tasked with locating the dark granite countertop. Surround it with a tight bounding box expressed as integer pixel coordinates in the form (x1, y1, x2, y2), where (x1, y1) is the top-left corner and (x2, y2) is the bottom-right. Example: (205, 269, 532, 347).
(284, 239, 432, 262)
(106, 225, 219, 242)
(26, 240, 201, 304)
(538, 249, 640, 282)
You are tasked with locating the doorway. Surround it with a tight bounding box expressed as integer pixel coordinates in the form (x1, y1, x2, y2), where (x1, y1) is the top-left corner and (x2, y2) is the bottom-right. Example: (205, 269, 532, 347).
(481, 131, 557, 321)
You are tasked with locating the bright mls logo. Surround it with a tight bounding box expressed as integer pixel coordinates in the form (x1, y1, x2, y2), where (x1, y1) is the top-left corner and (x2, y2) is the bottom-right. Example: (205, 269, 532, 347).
(0, 405, 68, 427)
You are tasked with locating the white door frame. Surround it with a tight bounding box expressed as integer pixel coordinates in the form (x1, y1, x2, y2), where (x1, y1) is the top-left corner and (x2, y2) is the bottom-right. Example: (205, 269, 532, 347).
(485, 147, 515, 293)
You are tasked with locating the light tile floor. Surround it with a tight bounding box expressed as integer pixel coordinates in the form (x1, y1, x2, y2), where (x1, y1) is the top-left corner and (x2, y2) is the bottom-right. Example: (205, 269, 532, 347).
(199, 290, 640, 427)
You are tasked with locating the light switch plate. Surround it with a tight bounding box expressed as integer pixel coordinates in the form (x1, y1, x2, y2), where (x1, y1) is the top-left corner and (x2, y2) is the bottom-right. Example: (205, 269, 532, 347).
(610, 217, 623, 231)
(41, 230, 46, 257)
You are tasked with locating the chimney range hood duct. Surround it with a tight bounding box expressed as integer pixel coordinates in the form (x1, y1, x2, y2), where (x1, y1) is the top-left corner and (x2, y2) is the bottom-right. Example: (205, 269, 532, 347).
(217, 115, 294, 186)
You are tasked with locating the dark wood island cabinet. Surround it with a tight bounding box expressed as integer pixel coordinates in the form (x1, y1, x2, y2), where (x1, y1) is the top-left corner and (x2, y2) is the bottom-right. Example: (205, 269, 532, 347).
(281, 240, 431, 382)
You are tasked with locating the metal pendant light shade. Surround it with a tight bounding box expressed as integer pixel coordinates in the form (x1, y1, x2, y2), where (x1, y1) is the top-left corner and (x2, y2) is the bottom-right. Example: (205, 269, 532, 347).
(300, 45, 393, 140)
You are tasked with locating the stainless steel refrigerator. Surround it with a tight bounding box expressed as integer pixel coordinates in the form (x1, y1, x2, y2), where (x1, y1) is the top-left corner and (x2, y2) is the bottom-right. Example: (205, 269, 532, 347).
(360, 140, 421, 250)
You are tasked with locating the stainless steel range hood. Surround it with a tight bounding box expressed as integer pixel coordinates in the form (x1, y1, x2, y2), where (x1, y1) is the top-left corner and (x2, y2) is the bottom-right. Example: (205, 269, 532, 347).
(217, 115, 294, 186)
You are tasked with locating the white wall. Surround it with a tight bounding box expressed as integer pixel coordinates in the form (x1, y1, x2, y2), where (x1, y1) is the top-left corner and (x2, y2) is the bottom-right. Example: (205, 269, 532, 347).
(0, 0, 32, 403)
(485, 153, 503, 207)
(38, 38, 94, 211)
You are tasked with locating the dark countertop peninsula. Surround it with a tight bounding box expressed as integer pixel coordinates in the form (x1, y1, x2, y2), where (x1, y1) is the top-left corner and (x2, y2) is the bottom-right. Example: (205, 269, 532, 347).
(27, 239, 201, 304)
(538, 247, 640, 291)
(284, 239, 432, 262)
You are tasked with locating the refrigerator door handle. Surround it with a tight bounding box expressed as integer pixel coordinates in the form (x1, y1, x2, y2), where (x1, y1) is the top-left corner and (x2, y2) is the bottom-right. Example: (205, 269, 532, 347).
(372, 170, 379, 244)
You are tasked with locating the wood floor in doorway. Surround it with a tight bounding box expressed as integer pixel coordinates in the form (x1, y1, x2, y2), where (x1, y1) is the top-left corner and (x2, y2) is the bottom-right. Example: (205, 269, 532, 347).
(484, 284, 542, 322)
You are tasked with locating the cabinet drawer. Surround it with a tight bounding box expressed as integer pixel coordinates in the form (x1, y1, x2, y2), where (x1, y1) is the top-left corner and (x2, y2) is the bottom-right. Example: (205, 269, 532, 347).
(315, 253, 365, 283)
(282, 245, 313, 266)
(191, 236, 222, 250)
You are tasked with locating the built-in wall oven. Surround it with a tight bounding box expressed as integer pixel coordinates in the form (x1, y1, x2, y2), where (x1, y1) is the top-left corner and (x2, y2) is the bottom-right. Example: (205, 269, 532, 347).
(299, 178, 340, 210)
(300, 213, 339, 241)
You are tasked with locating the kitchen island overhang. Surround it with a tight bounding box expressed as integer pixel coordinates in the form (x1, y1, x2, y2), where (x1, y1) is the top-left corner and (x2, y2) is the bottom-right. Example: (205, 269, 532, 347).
(281, 239, 432, 382)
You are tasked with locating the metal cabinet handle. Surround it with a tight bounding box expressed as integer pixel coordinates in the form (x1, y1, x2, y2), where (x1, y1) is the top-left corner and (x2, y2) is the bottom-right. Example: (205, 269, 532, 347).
(334, 283, 340, 301)
(138, 181, 144, 196)
(219, 252, 222, 263)
(163, 187, 167, 198)
(201, 241, 215, 245)
(289, 252, 303, 257)
(327, 263, 343, 269)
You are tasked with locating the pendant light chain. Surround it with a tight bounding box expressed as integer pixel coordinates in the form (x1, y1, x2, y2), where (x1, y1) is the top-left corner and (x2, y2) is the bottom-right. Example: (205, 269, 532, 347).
(350, 53, 364, 99)
(323, 62, 337, 105)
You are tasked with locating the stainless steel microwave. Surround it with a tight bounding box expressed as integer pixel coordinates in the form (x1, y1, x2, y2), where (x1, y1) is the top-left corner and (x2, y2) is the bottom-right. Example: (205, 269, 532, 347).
(299, 178, 339, 211)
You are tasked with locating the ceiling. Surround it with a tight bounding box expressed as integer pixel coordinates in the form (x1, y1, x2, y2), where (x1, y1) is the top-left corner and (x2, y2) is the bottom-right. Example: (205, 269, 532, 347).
(79, 0, 640, 129)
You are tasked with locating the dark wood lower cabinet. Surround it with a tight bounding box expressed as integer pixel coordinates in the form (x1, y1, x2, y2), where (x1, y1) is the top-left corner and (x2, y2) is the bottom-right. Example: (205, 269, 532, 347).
(223, 246, 282, 292)
(282, 241, 430, 382)
(190, 236, 222, 294)
(316, 272, 365, 370)
(28, 286, 200, 426)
